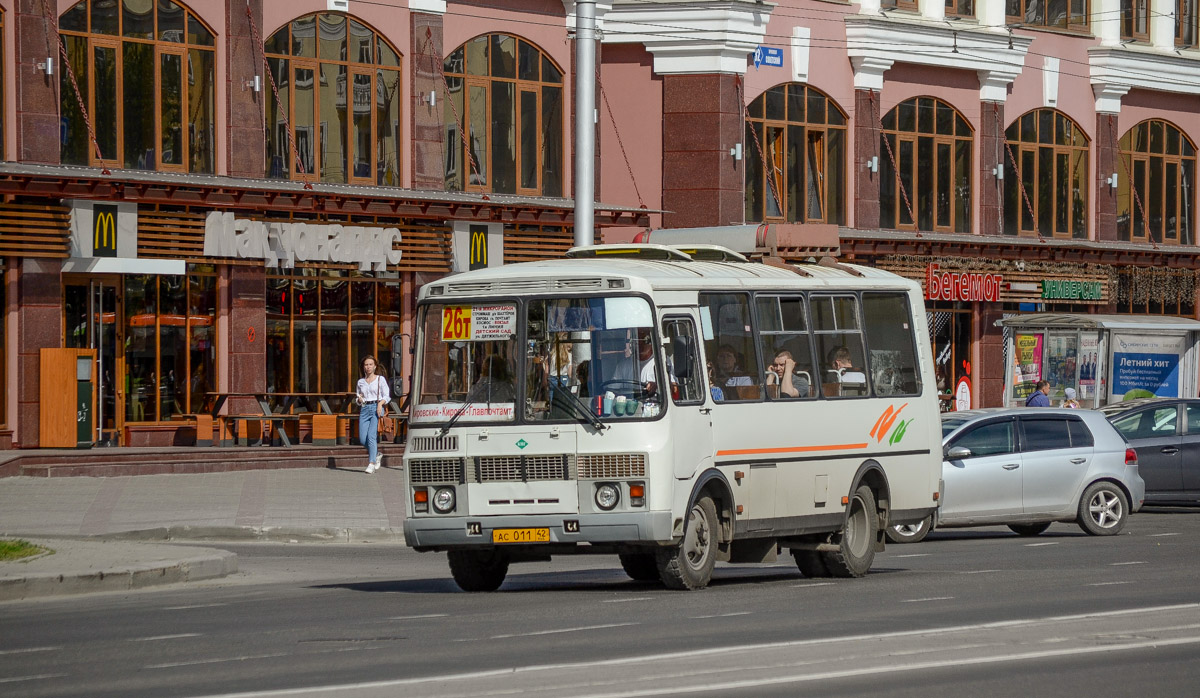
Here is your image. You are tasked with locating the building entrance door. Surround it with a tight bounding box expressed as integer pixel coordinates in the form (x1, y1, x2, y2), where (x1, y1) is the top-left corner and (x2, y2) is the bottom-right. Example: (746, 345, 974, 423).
(64, 277, 124, 446)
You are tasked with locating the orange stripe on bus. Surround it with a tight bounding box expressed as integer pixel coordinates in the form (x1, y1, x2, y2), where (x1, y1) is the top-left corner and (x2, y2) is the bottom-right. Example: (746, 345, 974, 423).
(716, 443, 870, 457)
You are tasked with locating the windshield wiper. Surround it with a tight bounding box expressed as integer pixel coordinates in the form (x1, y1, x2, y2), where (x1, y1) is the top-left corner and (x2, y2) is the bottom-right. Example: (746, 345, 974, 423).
(551, 386, 607, 432)
(438, 380, 487, 437)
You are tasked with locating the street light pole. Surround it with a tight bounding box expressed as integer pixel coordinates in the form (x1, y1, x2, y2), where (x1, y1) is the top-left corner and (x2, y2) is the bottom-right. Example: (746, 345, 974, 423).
(574, 0, 596, 249)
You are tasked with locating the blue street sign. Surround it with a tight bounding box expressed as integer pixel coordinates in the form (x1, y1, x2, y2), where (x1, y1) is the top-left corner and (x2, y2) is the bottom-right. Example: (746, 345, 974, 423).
(753, 46, 784, 69)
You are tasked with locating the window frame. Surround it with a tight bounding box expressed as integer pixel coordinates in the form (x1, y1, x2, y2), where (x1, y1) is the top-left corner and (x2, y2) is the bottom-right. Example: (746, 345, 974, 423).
(1122, 0, 1151, 41)
(880, 97, 974, 234)
(1117, 119, 1197, 246)
(1006, 0, 1090, 32)
(1004, 109, 1089, 239)
(1178, 0, 1199, 47)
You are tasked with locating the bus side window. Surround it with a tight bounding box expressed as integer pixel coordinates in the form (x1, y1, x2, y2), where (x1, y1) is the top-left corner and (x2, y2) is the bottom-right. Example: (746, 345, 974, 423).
(861, 292, 922, 397)
(662, 317, 703, 405)
(699, 293, 762, 401)
(811, 295, 869, 398)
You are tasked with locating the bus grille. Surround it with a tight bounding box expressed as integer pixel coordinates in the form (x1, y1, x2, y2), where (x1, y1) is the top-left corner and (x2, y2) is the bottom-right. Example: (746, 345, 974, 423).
(408, 458, 464, 484)
(476, 455, 571, 482)
(408, 435, 459, 453)
(577, 453, 646, 479)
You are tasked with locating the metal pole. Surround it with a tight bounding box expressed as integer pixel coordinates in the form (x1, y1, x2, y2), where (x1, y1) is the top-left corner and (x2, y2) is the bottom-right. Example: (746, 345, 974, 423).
(574, 0, 596, 249)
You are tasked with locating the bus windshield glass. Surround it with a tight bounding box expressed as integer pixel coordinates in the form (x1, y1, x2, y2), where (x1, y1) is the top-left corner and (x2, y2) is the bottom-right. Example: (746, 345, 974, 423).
(414, 303, 520, 424)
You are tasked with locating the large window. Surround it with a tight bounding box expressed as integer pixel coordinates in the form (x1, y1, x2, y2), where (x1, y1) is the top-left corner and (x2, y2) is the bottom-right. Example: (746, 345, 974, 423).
(745, 84, 847, 225)
(1118, 120, 1196, 245)
(267, 270, 402, 406)
(1006, 0, 1088, 31)
(1004, 109, 1088, 239)
(59, 0, 215, 173)
(444, 34, 564, 196)
(1180, 0, 1199, 46)
(265, 13, 402, 185)
(881, 97, 973, 233)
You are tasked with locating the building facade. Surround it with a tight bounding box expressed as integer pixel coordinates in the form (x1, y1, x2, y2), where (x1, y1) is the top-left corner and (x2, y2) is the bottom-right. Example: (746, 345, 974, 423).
(0, 0, 1197, 447)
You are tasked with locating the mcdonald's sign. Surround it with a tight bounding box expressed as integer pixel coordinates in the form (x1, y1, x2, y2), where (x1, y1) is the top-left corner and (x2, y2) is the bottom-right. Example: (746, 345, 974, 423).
(93, 204, 118, 257)
(468, 224, 488, 270)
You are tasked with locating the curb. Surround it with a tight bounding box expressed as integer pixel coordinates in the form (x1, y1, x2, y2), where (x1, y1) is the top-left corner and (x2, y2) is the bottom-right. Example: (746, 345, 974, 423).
(93, 526, 408, 545)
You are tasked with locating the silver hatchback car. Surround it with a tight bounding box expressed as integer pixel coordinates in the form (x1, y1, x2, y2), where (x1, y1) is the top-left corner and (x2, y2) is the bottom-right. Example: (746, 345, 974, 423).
(888, 408, 1146, 543)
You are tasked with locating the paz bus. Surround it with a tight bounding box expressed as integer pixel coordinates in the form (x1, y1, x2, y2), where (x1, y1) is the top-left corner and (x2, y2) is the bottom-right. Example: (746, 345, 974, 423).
(402, 244, 941, 591)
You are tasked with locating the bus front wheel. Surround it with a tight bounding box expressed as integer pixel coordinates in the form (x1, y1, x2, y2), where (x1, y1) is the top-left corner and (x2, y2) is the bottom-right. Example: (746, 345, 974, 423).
(656, 495, 718, 590)
(821, 485, 878, 578)
(447, 549, 509, 592)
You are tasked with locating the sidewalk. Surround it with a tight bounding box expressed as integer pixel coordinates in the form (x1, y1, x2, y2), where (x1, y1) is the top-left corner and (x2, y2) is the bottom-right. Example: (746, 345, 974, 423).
(0, 465, 407, 601)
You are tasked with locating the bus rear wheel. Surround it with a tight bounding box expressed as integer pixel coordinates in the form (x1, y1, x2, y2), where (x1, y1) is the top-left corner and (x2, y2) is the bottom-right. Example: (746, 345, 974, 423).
(619, 553, 660, 582)
(821, 485, 878, 578)
(656, 495, 718, 590)
(447, 549, 509, 592)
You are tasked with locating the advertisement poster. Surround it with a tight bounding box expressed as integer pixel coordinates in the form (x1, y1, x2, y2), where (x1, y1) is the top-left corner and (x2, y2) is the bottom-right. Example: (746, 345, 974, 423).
(1110, 334, 1186, 401)
(1012, 334, 1043, 399)
(1046, 335, 1078, 395)
(1078, 334, 1099, 399)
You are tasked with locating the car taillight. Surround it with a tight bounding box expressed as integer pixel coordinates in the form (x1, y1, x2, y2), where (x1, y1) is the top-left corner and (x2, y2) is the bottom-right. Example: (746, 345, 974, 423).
(1125, 448, 1138, 465)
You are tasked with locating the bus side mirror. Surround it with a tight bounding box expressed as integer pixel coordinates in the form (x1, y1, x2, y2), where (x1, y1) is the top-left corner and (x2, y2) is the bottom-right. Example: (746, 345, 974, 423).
(672, 337, 693, 379)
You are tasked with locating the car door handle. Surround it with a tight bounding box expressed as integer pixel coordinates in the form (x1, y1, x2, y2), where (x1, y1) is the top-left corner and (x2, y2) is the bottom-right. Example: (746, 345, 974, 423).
(1070, 457, 1087, 464)
(1002, 463, 1019, 470)
(1161, 447, 1180, 455)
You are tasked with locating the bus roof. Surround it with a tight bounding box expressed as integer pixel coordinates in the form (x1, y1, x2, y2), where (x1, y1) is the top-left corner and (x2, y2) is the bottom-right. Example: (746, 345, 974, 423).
(421, 249, 919, 300)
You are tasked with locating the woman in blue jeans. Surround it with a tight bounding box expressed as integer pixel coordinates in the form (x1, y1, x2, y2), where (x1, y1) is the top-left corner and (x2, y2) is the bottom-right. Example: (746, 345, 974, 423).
(356, 355, 391, 473)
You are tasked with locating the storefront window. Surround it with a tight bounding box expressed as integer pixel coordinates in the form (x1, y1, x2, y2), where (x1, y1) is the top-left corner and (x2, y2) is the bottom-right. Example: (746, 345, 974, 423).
(881, 97, 973, 234)
(928, 303, 972, 412)
(1004, 109, 1088, 239)
(1007, 0, 1089, 31)
(1117, 120, 1196, 245)
(745, 83, 847, 225)
(59, 0, 216, 173)
(444, 34, 564, 196)
(267, 270, 402, 408)
(265, 13, 402, 185)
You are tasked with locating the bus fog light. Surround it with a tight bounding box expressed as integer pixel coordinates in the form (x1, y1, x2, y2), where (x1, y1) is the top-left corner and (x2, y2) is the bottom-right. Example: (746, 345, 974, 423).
(595, 483, 620, 511)
(433, 487, 456, 513)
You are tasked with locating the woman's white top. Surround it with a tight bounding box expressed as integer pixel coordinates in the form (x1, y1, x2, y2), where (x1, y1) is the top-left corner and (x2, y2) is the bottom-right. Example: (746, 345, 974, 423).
(356, 375, 391, 404)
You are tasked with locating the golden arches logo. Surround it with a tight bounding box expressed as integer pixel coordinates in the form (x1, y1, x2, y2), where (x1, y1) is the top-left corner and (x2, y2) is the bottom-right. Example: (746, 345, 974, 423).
(468, 226, 488, 270)
(93, 205, 118, 257)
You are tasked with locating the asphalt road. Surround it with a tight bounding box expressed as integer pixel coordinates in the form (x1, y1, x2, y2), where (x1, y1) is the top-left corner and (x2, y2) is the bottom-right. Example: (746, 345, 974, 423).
(2, 509, 1199, 698)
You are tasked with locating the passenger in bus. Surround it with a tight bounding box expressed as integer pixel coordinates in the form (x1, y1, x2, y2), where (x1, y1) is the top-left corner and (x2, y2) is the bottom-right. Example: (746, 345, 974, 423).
(636, 328, 676, 398)
(707, 362, 724, 401)
(574, 360, 591, 397)
(825, 345, 866, 396)
(766, 350, 807, 398)
(713, 344, 753, 388)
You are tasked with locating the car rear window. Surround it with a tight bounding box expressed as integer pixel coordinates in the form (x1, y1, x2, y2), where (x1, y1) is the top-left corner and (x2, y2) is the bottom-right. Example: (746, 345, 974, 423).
(1067, 419, 1094, 448)
(1022, 418, 1072, 452)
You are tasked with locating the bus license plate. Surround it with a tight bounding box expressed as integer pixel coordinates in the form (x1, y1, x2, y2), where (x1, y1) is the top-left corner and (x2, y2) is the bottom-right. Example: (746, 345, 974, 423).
(492, 528, 550, 544)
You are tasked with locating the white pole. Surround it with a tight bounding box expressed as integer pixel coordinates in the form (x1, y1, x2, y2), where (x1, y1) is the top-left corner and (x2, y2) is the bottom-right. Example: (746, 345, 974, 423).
(574, 0, 596, 249)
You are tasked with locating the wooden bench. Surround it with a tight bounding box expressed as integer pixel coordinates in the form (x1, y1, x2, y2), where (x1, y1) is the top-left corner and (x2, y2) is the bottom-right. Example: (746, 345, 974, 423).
(176, 414, 215, 447)
(222, 415, 300, 447)
(307, 413, 339, 446)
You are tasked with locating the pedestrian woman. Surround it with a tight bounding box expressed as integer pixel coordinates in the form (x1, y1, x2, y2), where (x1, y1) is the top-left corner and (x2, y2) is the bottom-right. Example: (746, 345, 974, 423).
(356, 355, 391, 473)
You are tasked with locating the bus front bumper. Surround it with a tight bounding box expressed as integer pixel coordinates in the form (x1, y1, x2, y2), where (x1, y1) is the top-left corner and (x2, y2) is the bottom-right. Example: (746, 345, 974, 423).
(404, 511, 675, 550)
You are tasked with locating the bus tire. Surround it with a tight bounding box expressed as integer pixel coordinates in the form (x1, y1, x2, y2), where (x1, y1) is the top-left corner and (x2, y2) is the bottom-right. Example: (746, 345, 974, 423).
(792, 550, 831, 578)
(656, 495, 718, 590)
(447, 549, 509, 592)
(619, 553, 660, 582)
(821, 485, 878, 578)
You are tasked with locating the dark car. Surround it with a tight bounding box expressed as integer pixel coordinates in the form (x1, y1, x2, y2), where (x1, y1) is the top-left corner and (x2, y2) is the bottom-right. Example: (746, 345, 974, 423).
(1101, 398, 1200, 506)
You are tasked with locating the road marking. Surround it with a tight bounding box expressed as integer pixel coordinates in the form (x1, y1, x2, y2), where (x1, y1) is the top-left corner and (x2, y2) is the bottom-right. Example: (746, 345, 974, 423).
(957, 570, 1001, 575)
(1110, 561, 1146, 566)
(489, 623, 639, 640)
(602, 597, 653, 604)
(0, 646, 61, 655)
(790, 582, 835, 588)
(387, 614, 448, 620)
(0, 674, 67, 684)
(691, 612, 751, 619)
(1025, 542, 1059, 547)
(893, 553, 929, 558)
(1087, 581, 1131, 587)
(127, 633, 201, 642)
(146, 652, 292, 669)
(900, 597, 954, 603)
(1149, 532, 1180, 537)
(164, 603, 227, 610)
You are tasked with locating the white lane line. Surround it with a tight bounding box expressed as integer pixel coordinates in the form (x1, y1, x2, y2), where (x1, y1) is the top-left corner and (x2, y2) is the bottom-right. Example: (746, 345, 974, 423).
(892, 553, 930, 558)
(0, 674, 67, 684)
(1087, 581, 1131, 587)
(790, 582, 835, 588)
(489, 623, 639, 640)
(603, 597, 653, 604)
(146, 652, 292, 669)
(1026, 542, 1059, 547)
(127, 633, 201, 642)
(691, 612, 752, 619)
(957, 570, 1001, 575)
(0, 647, 61, 655)
(387, 614, 448, 620)
(1149, 532, 1180, 537)
(1110, 561, 1146, 566)
(900, 596, 955, 603)
(164, 603, 227, 610)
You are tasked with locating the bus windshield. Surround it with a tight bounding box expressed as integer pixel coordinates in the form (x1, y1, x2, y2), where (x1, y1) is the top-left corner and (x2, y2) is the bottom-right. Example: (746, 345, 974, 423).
(414, 303, 520, 424)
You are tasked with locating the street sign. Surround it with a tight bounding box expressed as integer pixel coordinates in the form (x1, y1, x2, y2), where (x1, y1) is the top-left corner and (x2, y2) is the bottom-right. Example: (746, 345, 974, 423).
(753, 46, 783, 69)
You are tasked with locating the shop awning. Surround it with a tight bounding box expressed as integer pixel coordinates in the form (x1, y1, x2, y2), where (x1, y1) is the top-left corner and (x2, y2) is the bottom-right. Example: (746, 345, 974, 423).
(997, 313, 1200, 332)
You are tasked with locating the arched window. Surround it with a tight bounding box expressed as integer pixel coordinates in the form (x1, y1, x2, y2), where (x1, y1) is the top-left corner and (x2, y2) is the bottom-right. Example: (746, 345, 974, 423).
(1003, 109, 1089, 239)
(880, 97, 973, 233)
(744, 84, 847, 225)
(1118, 120, 1196, 245)
(265, 13, 402, 185)
(444, 34, 564, 196)
(59, 0, 216, 173)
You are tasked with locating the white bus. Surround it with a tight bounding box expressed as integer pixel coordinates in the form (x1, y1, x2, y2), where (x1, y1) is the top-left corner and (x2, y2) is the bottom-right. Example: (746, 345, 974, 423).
(402, 244, 941, 591)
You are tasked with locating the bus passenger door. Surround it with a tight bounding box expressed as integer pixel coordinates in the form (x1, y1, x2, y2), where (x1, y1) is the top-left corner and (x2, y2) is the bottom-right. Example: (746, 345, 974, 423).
(661, 314, 714, 479)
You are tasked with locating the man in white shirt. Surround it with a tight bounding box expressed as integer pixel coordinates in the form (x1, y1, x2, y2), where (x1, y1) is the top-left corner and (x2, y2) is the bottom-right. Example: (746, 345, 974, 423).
(636, 328, 676, 397)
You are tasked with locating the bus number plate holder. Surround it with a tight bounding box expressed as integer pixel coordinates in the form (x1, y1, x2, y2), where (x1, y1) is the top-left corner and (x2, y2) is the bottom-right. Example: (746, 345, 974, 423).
(492, 528, 550, 544)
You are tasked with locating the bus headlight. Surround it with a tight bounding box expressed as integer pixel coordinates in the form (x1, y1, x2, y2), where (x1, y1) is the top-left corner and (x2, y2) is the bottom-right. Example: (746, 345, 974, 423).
(595, 483, 620, 511)
(432, 487, 456, 513)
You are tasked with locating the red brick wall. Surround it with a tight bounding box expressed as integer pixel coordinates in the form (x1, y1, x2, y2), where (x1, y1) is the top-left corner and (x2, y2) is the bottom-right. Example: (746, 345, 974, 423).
(976, 304, 1007, 408)
(661, 73, 742, 228)
(978, 101, 1004, 236)
(854, 89, 880, 230)
(1095, 112, 1119, 242)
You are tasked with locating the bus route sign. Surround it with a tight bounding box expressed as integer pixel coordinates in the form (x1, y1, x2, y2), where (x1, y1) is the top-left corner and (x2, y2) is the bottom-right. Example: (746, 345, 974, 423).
(441, 305, 516, 341)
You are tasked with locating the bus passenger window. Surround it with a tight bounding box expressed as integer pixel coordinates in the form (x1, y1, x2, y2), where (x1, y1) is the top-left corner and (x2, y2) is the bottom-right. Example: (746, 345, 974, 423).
(811, 295, 869, 398)
(699, 293, 762, 401)
(756, 295, 816, 400)
(862, 293, 922, 396)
